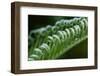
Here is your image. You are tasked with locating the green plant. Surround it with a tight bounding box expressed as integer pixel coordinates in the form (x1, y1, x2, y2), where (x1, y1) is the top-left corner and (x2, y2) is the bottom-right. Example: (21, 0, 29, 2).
(28, 17, 88, 60)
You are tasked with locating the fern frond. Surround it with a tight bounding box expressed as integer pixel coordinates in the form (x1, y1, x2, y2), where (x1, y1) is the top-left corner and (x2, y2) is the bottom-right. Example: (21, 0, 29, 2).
(28, 17, 88, 60)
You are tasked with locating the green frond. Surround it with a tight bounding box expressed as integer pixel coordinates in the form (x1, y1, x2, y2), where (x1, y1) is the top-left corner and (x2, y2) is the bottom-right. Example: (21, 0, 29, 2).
(28, 17, 88, 60)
